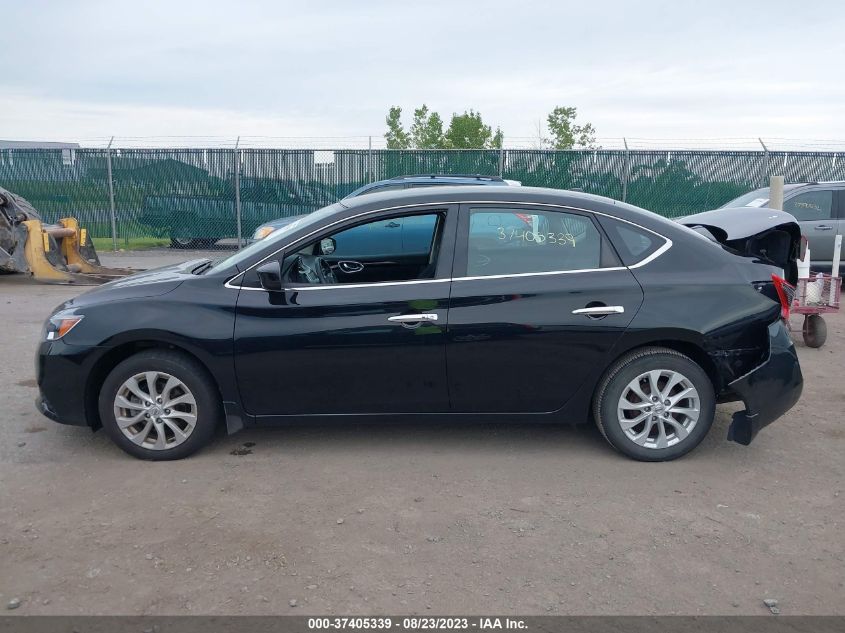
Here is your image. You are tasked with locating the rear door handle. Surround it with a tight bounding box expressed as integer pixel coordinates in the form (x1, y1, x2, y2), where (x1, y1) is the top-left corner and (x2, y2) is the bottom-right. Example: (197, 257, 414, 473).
(572, 306, 625, 316)
(815, 224, 833, 230)
(388, 313, 438, 323)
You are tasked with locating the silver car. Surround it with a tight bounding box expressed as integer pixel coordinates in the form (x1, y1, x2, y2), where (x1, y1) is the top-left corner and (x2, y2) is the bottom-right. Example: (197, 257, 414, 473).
(720, 181, 845, 269)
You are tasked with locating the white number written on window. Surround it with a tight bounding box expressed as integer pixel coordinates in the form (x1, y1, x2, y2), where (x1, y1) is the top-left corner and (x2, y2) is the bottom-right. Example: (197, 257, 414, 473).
(497, 227, 576, 247)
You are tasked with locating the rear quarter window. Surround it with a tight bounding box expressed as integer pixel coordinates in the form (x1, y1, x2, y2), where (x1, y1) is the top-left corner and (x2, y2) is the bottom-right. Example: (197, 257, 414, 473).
(599, 216, 665, 266)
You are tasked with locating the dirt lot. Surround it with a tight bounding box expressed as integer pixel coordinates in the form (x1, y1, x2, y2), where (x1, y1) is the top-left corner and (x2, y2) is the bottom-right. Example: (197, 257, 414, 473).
(1, 250, 843, 616)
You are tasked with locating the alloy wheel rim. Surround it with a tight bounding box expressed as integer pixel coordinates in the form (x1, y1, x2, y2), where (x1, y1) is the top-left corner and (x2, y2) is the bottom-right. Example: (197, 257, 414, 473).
(616, 369, 700, 449)
(113, 371, 198, 450)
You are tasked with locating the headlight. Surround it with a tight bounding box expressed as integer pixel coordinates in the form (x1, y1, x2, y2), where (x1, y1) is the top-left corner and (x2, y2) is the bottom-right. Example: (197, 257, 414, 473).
(45, 313, 84, 340)
(253, 226, 277, 240)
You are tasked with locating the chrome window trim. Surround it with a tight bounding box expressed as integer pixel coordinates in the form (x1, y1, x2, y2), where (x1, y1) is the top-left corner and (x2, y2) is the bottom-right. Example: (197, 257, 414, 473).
(224, 199, 672, 292)
(628, 238, 673, 269)
(291, 278, 452, 291)
(452, 266, 628, 284)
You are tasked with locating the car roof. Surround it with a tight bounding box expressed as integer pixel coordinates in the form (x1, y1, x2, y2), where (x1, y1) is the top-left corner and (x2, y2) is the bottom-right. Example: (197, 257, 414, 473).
(337, 185, 685, 235)
(348, 174, 509, 194)
(384, 174, 506, 183)
(343, 175, 512, 200)
(340, 184, 624, 210)
(753, 182, 844, 192)
(787, 181, 845, 189)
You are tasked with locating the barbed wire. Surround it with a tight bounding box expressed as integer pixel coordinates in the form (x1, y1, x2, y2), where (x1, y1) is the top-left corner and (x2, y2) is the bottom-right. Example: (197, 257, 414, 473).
(5, 136, 845, 151)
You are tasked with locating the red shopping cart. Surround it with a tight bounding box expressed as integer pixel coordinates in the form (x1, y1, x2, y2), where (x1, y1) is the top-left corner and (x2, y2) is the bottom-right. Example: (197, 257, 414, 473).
(774, 272, 841, 348)
(791, 273, 841, 347)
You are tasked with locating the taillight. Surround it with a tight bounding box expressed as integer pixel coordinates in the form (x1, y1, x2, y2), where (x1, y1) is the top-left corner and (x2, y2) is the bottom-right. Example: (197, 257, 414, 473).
(771, 274, 794, 320)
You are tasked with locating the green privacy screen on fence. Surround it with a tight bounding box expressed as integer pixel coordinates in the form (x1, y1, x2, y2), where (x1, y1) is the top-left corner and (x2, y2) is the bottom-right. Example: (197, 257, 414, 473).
(1, 147, 843, 246)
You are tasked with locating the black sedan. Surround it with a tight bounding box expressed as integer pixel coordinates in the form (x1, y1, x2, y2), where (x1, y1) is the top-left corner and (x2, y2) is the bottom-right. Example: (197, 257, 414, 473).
(36, 186, 803, 461)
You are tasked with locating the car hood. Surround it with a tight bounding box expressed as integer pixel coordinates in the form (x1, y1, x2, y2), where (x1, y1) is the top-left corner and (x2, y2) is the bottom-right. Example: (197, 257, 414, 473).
(677, 207, 799, 241)
(61, 258, 206, 309)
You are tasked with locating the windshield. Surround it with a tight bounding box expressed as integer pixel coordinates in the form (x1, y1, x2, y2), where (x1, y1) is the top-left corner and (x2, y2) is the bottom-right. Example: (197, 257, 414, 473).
(204, 203, 345, 273)
(720, 188, 770, 208)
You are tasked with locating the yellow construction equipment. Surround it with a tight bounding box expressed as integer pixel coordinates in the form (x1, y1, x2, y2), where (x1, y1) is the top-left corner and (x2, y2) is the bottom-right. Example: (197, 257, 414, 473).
(0, 186, 133, 284)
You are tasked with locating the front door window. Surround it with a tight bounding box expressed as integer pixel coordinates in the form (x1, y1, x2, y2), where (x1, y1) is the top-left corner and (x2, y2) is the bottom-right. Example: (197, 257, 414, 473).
(284, 212, 443, 285)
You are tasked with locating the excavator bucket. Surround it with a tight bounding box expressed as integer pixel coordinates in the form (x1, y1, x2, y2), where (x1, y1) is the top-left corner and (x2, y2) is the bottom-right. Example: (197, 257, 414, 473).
(0, 186, 134, 285)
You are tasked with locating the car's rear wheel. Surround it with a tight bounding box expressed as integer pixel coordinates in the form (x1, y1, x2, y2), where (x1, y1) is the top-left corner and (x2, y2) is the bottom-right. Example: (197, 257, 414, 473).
(98, 350, 220, 460)
(593, 347, 715, 461)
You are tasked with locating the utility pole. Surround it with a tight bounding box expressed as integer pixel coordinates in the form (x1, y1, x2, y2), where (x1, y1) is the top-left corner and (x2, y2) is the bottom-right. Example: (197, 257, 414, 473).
(621, 137, 630, 203)
(758, 137, 769, 187)
(106, 136, 117, 251)
(769, 175, 784, 211)
(367, 135, 373, 183)
(234, 136, 242, 249)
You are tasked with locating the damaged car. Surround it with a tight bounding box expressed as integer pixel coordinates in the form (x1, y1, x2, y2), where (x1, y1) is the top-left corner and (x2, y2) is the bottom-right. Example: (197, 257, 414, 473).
(677, 206, 802, 285)
(713, 181, 845, 270)
(36, 186, 802, 461)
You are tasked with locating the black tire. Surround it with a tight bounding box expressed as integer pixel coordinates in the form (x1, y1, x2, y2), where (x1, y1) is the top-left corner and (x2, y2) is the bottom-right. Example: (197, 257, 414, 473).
(802, 314, 827, 348)
(170, 237, 218, 249)
(593, 347, 716, 462)
(98, 350, 221, 460)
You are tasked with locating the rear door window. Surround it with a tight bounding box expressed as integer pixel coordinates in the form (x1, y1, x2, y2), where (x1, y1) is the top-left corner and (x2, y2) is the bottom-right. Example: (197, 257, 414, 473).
(784, 190, 834, 221)
(465, 207, 605, 276)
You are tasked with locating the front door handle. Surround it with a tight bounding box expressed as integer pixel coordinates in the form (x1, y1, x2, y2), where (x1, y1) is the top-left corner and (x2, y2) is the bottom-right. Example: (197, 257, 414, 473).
(572, 306, 625, 316)
(388, 313, 439, 323)
(815, 224, 833, 231)
(338, 260, 364, 273)
(385, 221, 401, 228)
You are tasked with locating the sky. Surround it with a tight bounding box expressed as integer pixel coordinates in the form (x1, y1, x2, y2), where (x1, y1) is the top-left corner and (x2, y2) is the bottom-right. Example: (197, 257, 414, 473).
(2, 0, 845, 147)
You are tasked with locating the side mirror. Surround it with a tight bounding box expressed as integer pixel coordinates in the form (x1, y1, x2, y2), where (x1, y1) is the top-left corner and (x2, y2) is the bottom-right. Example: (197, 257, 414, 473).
(256, 260, 283, 292)
(318, 237, 336, 255)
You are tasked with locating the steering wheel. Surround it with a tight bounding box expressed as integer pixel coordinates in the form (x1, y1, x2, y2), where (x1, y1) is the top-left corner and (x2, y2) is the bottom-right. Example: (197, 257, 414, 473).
(295, 255, 337, 285)
(319, 257, 337, 284)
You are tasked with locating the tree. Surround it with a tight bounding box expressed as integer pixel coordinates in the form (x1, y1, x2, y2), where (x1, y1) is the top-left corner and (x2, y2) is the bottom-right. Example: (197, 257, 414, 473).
(444, 110, 500, 149)
(385, 106, 410, 149)
(409, 105, 445, 149)
(491, 126, 504, 149)
(384, 105, 504, 149)
(545, 106, 597, 149)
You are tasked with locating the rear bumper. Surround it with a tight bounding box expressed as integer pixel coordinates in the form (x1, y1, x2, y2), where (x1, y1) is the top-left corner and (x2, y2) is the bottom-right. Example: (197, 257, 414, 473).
(727, 319, 803, 445)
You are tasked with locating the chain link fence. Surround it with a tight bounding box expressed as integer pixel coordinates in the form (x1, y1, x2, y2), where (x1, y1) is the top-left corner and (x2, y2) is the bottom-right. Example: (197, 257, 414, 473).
(1, 147, 843, 249)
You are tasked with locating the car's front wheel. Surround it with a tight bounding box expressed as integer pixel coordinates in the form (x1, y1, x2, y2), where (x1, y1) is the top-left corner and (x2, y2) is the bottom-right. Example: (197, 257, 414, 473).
(98, 350, 221, 460)
(593, 347, 715, 461)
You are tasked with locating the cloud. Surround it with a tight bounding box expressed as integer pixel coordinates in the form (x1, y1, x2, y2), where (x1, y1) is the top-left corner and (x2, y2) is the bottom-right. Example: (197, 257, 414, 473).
(2, 0, 844, 144)
(0, 93, 352, 144)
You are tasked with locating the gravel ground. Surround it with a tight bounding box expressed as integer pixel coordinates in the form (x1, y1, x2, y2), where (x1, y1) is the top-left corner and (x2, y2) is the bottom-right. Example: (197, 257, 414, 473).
(0, 252, 843, 616)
